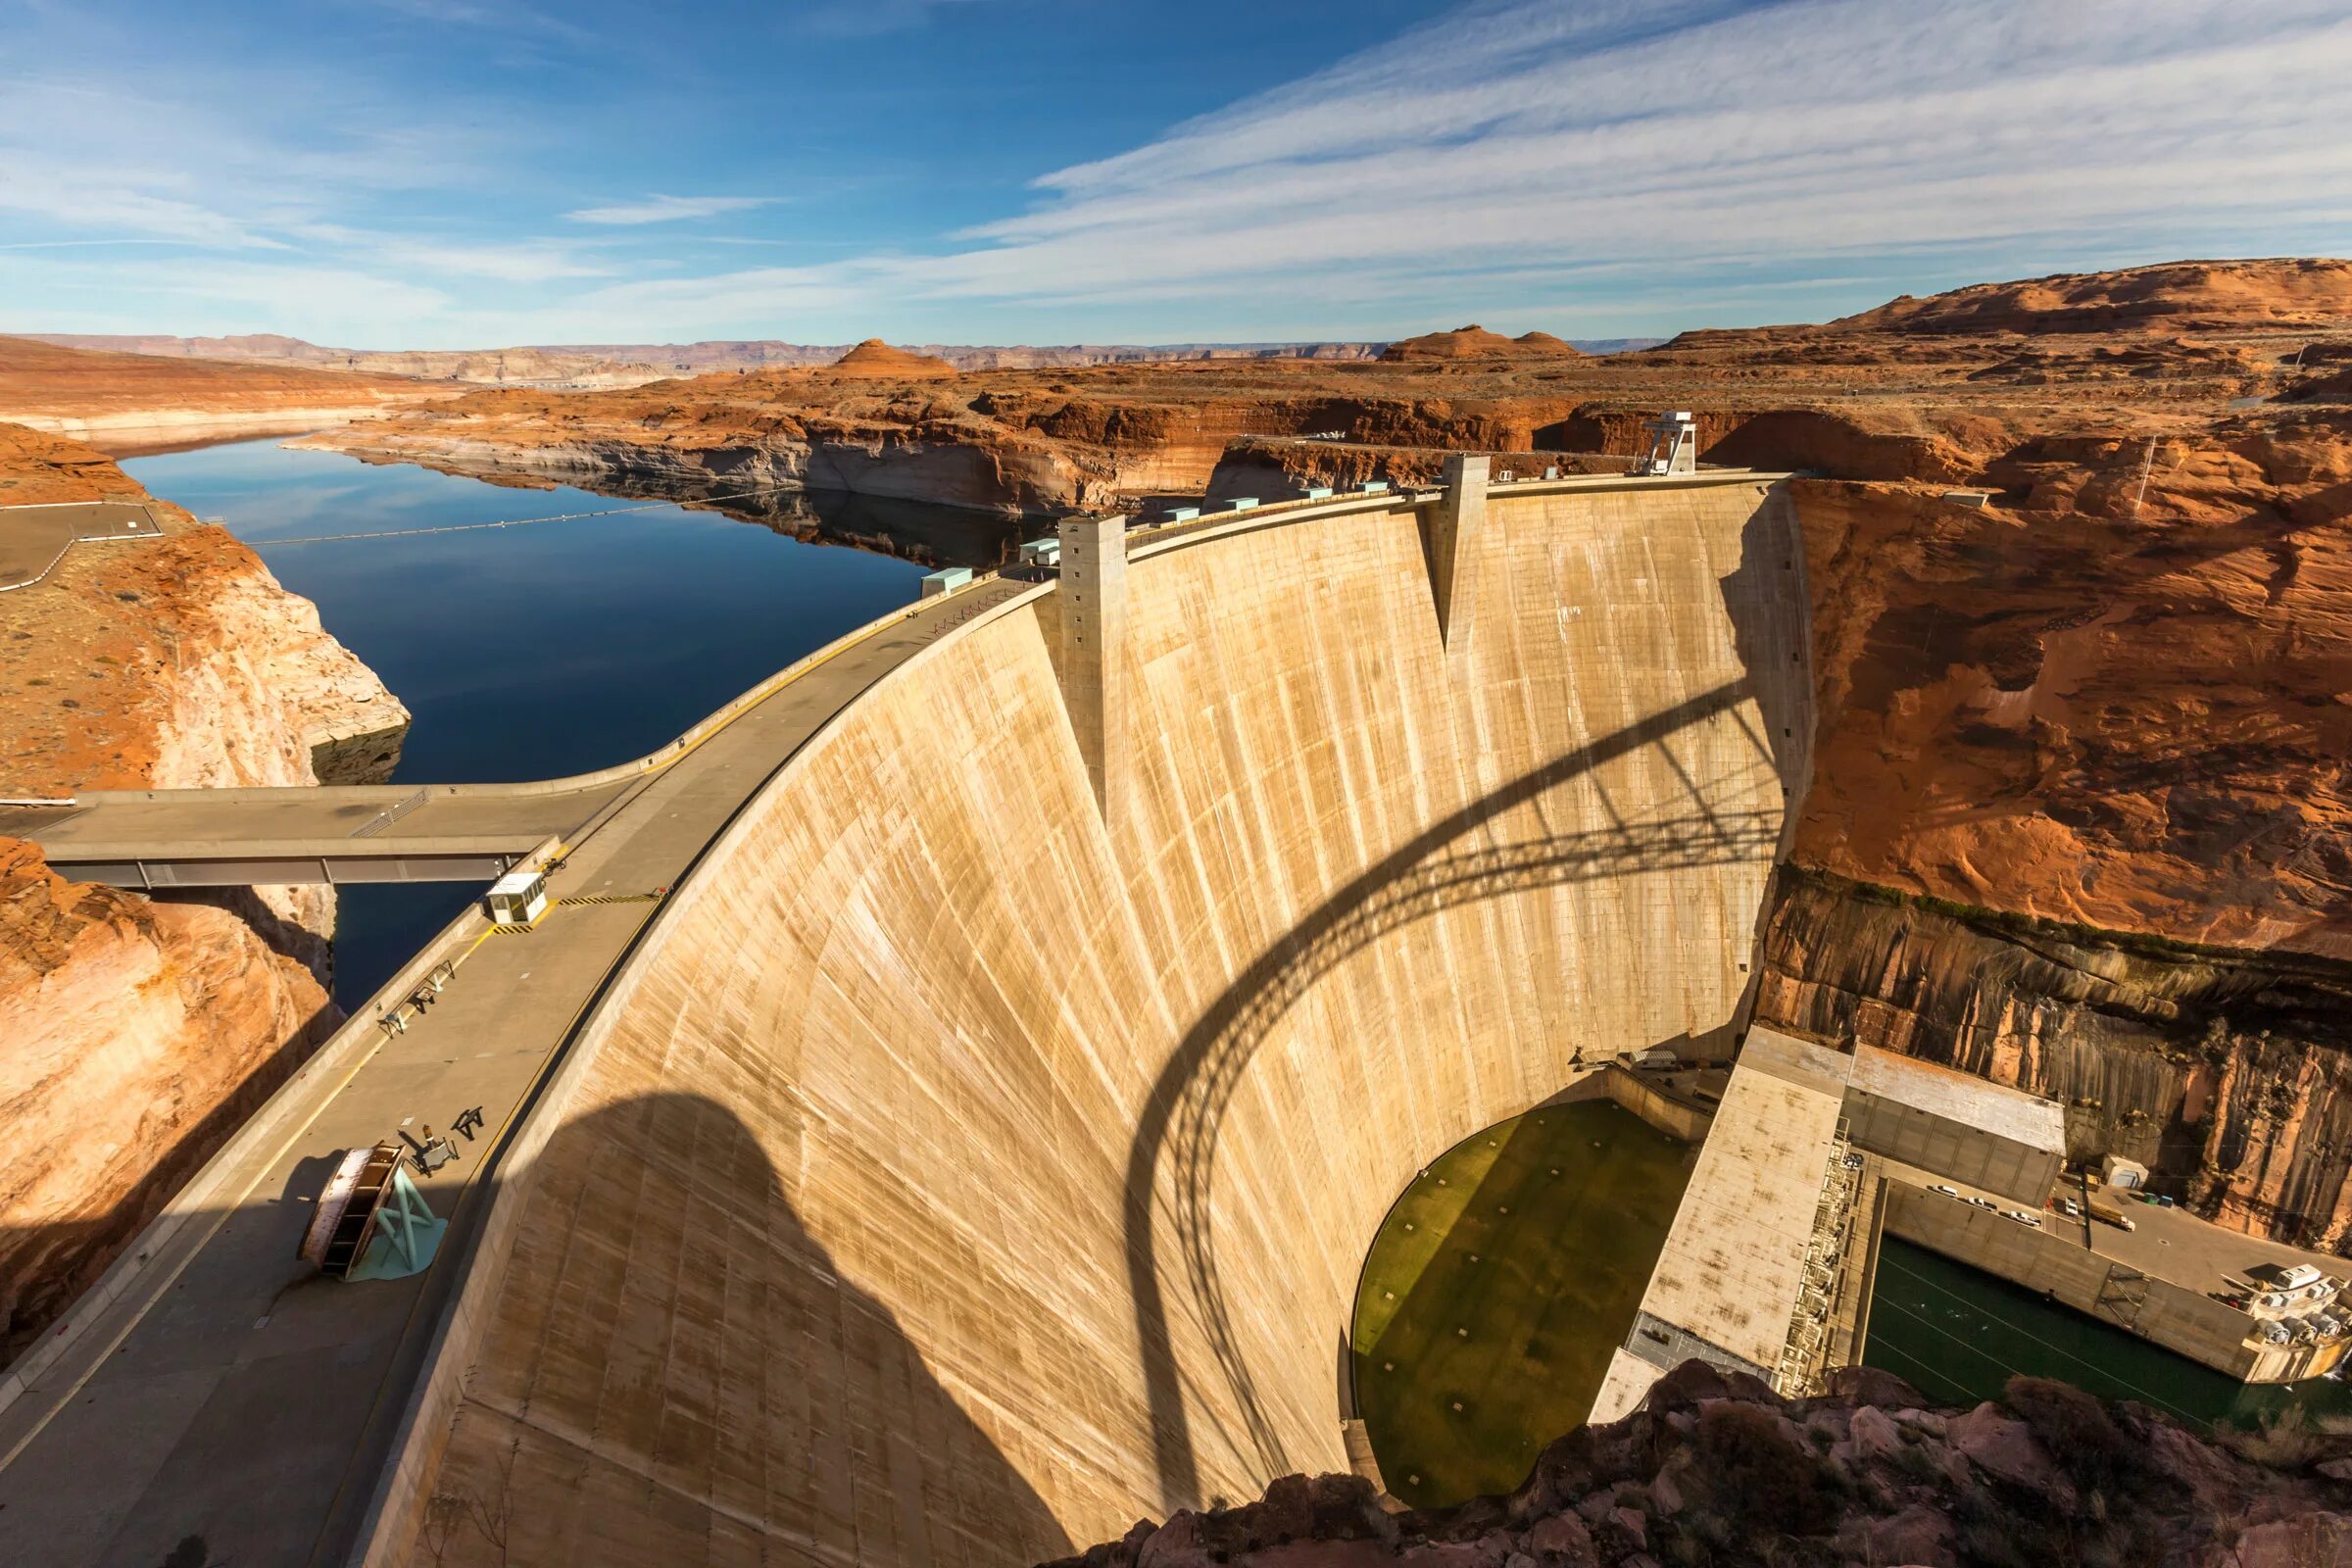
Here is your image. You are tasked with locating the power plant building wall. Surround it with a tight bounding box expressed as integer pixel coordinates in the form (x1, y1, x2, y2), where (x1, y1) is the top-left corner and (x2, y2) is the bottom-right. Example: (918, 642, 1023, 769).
(388, 477, 1813, 1567)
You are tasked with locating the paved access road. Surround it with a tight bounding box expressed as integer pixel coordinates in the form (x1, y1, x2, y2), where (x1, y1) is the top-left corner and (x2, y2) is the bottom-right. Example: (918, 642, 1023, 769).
(0, 577, 1030, 1568)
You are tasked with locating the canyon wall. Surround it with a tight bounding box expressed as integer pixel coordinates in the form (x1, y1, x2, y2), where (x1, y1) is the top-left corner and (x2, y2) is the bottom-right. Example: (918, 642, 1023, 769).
(395, 479, 1811, 1566)
(0, 421, 408, 1358)
(0, 333, 454, 448)
(1756, 870, 2352, 1248)
(1752, 441, 2352, 1250)
(0, 840, 339, 1361)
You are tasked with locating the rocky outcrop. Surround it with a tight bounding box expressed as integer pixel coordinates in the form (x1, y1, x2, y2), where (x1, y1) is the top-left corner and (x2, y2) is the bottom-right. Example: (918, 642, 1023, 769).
(0, 838, 338, 1362)
(1379, 325, 1584, 363)
(0, 422, 407, 1359)
(1789, 466, 2352, 959)
(825, 338, 958, 379)
(1755, 869, 2352, 1247)
(1051, 1361, 2352, 1568)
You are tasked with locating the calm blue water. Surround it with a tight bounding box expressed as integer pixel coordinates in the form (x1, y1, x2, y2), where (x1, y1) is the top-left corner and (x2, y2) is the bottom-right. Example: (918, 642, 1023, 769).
(121, 438, 996, 1007)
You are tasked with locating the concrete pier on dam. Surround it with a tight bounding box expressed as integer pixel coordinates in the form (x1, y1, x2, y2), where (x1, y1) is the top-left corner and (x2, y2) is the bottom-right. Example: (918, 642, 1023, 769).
(374, 465, 1814, 1565)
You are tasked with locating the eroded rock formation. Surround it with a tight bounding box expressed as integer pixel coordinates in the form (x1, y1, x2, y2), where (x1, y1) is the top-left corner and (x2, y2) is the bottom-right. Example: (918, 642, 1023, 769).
(0, 838, 338, 1361)
(1051, 1362, 2352, 1568)
(1758, 870, 2352, 1248)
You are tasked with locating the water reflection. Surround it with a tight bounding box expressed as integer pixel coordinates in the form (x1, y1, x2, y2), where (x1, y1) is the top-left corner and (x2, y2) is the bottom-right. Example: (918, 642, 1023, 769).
(121, 437, 1027, 1006)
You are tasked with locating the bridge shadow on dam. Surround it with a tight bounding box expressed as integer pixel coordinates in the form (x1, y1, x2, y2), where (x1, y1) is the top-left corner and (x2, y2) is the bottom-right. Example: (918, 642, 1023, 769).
(1121, 493, 1812, 1508)
(413, 1092, 1076, 1568)
(1120, 678, 1788, 1508)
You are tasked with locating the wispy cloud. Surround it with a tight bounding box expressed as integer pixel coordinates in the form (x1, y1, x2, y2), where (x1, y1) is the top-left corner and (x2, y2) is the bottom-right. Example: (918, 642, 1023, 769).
(921, 0, 2352, 305)
(6, 0, 2347, 345)
(475, 0, 2352, 340)
(792, 0, 990, 39)
(565, 194, 776, 226)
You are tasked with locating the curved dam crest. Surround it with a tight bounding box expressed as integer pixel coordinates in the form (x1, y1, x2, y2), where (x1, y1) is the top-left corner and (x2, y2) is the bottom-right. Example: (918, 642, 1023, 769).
(396, 476, 1813, 1565)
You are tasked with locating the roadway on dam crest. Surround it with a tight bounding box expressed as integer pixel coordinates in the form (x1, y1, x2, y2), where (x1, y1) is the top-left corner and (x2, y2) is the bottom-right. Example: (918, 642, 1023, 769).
(0, 574, 1033, 1568)
(0, 468, 1788, 1567)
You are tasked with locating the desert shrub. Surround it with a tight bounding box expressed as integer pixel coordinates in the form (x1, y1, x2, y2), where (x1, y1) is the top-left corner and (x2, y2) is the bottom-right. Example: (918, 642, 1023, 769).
(1690, 1402, 1845, 1537)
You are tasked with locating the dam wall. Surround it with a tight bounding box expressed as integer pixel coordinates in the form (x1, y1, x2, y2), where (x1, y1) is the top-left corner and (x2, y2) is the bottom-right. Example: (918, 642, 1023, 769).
(388, 475, 1812, 1566)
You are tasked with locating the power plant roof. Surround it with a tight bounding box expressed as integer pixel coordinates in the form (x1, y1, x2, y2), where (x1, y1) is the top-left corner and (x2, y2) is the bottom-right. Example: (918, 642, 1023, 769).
(1849, 1044, 2066, 1153)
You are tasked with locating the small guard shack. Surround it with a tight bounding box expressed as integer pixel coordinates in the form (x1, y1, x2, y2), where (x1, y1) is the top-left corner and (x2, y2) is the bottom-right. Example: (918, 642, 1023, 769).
(484, 867, 549, 925)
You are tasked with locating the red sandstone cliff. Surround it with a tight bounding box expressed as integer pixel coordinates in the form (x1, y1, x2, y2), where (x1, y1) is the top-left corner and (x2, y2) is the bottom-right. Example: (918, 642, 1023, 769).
(0, 839, 338, 1359)
(0, 422, 408, 1358)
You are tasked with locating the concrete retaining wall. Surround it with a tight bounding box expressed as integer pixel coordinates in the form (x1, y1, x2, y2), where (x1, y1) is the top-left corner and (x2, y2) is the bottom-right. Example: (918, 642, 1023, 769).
(397, 477, 1812, 1566)
(1602, 1068, 1716, 1144)
(1881, 1181, 2343, 1384)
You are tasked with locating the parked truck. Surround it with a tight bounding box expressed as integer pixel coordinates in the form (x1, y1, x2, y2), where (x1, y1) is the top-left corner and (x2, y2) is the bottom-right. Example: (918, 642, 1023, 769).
(2086, 1194, 2138, 1232)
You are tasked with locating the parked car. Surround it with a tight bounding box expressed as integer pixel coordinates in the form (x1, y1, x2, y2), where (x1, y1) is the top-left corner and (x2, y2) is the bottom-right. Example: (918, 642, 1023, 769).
(1969, 1197, 1998, 1210)
(2004, 1209, 2042, 1227)
(1931, 1184, 1959, 1198)
(2057, 1197, 2083, 1218)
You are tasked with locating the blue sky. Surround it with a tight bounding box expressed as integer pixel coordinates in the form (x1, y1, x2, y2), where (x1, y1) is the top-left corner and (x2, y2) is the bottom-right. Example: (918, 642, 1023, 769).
(4, 0, 2349, 347)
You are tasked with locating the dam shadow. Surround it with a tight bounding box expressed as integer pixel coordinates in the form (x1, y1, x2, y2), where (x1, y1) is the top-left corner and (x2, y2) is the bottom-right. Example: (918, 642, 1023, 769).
(414, 1091, 1076, 1568)
(0, 1093, 1074, 1568)
(1121, 491, 1811, 1509)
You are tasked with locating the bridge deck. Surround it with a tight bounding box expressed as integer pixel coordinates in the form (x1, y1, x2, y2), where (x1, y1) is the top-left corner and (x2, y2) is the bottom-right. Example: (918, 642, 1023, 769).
(0, 576, 1033, 1568)
(3, 784, 632, 885)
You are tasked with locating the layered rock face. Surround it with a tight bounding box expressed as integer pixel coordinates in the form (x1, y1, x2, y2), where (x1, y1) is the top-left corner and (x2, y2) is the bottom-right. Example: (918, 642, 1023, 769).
(1052, 1362, 2352, 1568)
(0, 333, 455, 446)
(1748, 355, 2352, 1245)
(0, 839, 338, 1361)
(1759, 870, 2352, 1247)
(0, 421, 407, 1356)
(1788, 462, 2350, 957)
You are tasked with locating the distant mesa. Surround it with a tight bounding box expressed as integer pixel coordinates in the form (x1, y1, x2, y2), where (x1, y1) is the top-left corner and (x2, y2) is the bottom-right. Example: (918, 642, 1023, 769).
(825, 339, 958, 379)
(1832, 257, 2352, 335)
(1378, 324, 1586, 363)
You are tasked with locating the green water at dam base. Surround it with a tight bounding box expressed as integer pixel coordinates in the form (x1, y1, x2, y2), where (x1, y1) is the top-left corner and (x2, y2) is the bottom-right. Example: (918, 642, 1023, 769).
(1352, 1098, 1696, 1509)
(1865, 1237, 2352, 1430)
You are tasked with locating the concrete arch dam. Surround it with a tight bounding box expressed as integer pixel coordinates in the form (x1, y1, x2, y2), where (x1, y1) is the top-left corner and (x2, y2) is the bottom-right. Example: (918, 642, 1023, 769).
(394, 471, 1813, 1565)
